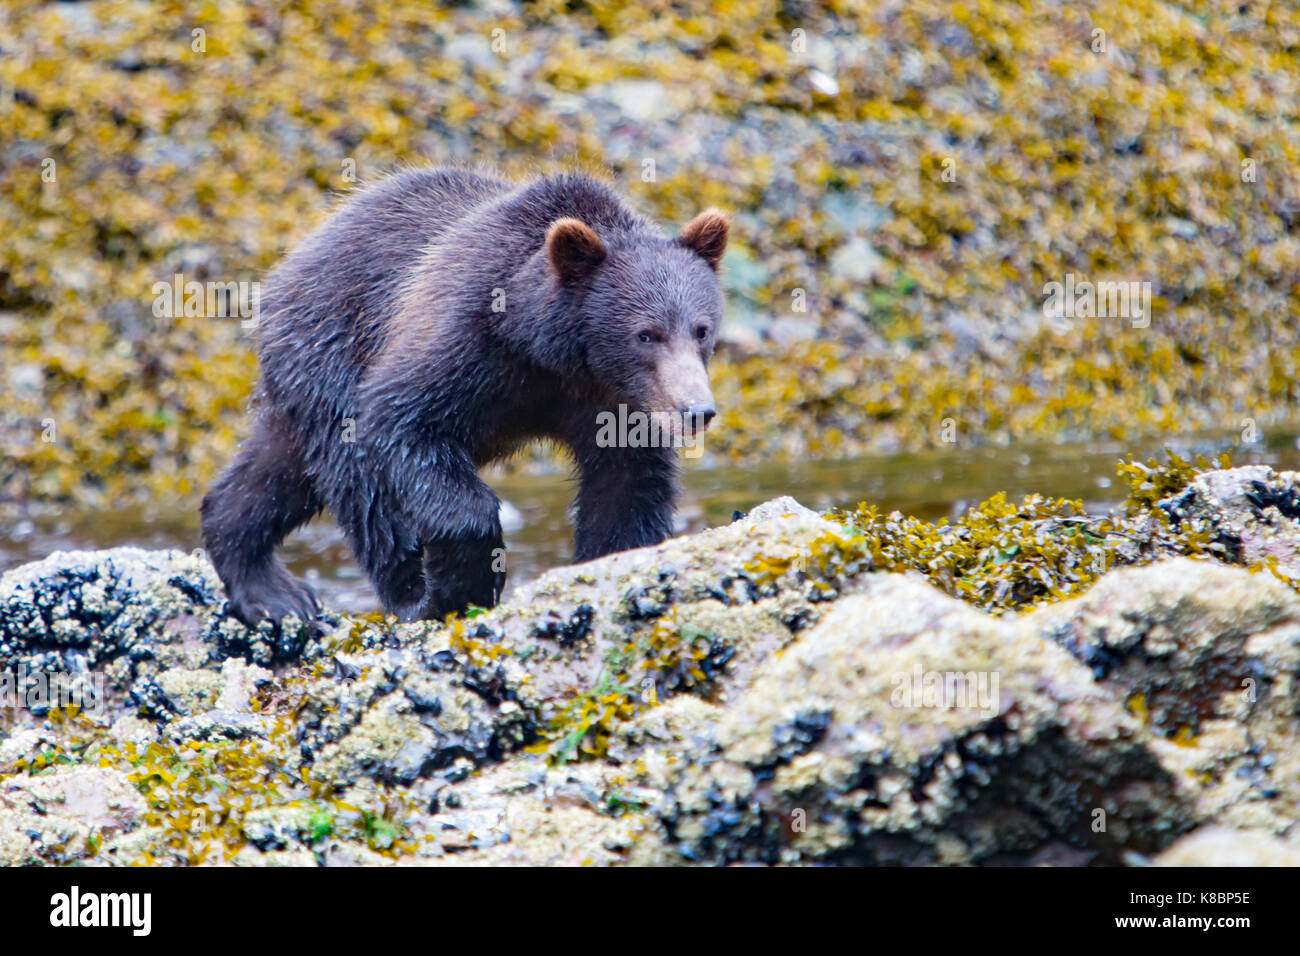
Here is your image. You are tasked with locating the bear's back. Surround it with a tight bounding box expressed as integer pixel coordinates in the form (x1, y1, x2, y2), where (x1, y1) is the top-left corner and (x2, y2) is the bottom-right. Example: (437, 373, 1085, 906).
(251, 168, 653, 464)
(256, 167, 510, 410)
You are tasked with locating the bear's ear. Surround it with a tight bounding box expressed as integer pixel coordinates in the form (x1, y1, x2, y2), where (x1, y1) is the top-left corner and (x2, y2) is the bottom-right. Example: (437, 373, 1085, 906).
(679, 208, 729, 270)
(546, 218, 606, 284)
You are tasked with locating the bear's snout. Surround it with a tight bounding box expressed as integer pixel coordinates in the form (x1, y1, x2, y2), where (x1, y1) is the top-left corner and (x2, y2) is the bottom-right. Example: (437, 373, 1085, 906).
(655, 345, 715, 427)
(684, 402, 716, 430)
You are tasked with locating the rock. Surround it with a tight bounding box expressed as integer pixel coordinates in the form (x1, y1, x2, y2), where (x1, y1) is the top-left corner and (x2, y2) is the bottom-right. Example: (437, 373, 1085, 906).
(829, 236, 886, 284)
(214, 658, 273, 712)
(716, 321, 764, 354)
(767, 316, 822, 346)
(241, 805, 316, 851)
(5, 479, 1300, 865)
(109, 714, 158, 745)
(627, 576, 1189, 865)
(0, 767, 146, 864)
(1162, 216, 1199, 240)
(1161, 465, 1300, 575)
(157, 667, 224, 715)
(294, 643, 534, 788)
(1030, 557, 1300, 733)
(232, 847, 318, 867)
(807, 69, 839, 98)
(0, 728, 54, 770)
(1152, 826, 1300, 866)
(0, 547, 338, 728)
(0, 820, 36, 867)
(166, 710, 276, 743)
(1028, 557, 1300, 840)
(7, 363, 42, 399)
(441, 34, 496, 72)
(746, 496, 822, 522)
(822, 192, 890, 235)
(600, 80, 673, 124)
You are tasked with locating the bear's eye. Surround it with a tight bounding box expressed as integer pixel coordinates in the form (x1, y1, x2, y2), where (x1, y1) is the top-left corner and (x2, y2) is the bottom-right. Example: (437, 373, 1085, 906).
(695, 325, 710, 341)
(637, 331, 655, 344)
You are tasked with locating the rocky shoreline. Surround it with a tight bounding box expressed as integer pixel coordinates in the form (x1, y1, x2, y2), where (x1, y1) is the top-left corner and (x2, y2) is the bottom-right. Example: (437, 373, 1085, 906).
(3, 467, 1300, 866)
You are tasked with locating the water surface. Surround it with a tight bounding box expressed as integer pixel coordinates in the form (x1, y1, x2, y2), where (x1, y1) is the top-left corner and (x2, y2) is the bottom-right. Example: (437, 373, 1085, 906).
(3, 431, 1295, 614)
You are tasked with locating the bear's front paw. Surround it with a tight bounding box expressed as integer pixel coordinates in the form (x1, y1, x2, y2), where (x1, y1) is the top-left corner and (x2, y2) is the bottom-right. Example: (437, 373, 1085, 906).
(403, 585, 475, 624)
(225, 565, 320, 628)
(390, 596, 432, 624)
(401, 536, 505, 622)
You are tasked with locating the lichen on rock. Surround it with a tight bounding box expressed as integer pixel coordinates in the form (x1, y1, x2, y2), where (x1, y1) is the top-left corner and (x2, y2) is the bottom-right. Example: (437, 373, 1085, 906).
(4, 461, 1300, 865)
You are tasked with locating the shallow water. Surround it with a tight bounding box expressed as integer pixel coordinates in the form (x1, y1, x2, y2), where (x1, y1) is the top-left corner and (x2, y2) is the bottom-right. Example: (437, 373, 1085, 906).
(3, 430, 1296, 615)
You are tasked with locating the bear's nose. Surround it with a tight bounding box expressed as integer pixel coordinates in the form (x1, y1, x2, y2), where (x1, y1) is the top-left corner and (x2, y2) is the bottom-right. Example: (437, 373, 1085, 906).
(684, 403, 716, 429)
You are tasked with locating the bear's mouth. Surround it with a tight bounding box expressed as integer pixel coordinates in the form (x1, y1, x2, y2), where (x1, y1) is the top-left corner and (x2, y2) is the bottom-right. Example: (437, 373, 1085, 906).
(652, 407, 712, 447)
(597, 404, 712, 450)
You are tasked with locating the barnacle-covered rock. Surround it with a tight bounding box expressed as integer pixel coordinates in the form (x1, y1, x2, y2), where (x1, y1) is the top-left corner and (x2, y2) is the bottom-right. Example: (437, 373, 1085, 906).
(0, 766, 146, 865)
(1152, 826, 1300, 867)
(1033, 557, 1300, 838)
(5, 474, 1300, 865)
(286, 501, 853, 784)
(1031, 558, 1300, 732)
(626, 577, 1191, 865)
(0, 547, 334, 703)
(1159, 466, 1300, 576)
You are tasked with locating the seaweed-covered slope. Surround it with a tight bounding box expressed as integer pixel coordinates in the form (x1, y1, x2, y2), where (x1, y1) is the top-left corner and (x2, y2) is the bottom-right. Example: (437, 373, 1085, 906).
(3, 0, 1299, 509)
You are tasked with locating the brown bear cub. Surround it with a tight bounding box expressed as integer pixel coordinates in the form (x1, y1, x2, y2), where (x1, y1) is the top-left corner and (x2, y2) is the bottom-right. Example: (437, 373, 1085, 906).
(201, 168, 729, 625)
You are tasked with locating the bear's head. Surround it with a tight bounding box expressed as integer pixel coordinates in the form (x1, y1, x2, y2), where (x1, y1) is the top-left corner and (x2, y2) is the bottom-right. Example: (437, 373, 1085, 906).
(545, 209, 729, 439)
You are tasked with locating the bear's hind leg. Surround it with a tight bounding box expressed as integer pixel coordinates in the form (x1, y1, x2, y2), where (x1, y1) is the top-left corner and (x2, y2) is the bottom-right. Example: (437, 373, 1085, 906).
(201, 416, 322, 627)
